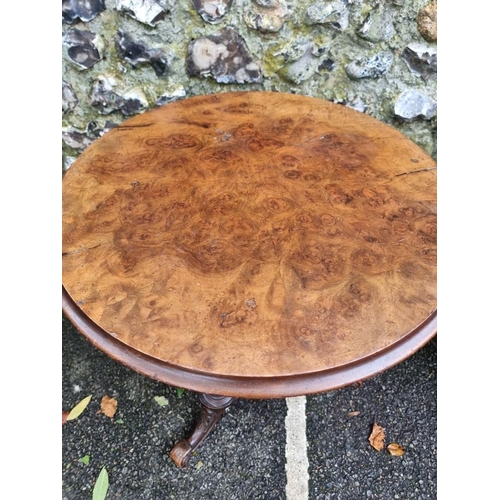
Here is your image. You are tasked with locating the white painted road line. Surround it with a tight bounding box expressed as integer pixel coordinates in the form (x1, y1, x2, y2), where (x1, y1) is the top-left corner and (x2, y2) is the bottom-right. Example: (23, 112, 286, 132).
(285, 396, 309, 500)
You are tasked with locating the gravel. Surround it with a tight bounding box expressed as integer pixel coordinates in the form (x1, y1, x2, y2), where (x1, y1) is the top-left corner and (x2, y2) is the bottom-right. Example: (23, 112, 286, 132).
(62, 315, 436, 499)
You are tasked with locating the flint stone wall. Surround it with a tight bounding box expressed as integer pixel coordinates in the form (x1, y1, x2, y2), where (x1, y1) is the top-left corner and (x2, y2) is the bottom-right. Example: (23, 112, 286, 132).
(62, 0, 437, 169)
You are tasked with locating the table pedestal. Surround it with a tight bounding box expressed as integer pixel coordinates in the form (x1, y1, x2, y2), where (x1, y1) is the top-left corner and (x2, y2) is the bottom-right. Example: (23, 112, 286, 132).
(170, 393, 234, 468)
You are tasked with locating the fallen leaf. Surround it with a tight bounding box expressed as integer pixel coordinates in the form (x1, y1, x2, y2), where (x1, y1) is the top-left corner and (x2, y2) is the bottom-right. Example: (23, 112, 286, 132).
(62, 411, 69, 425)
(176, 388, 185, 399)
(115, 419, 124, 424)
(387, 443, 405, 456)
(100, 396, 118, 419)
(67, 395, 92, 421)
(79, 455, 90, 465)
(92, 467, 109, 500)
(154, 396, 169, 407)
(195, 460, 203, 470)
(368, 422, 385, 451)
(347, 411, 360, 417)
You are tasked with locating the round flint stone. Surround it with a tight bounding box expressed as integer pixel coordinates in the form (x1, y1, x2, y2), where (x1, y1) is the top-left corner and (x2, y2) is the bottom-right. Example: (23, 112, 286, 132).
(357, 6, 395, 42)
(116, 30, 168, 77)
(244, 0, 289, 33)
(63, 29, 101, 70)
(187, 27, 261, 84)
(402, 43, 437, 80)
(62, 82, 78, 113)
(345, 52, 393, 79)
(191, 0, 233, 24)
(305, 1, 349, 31)
(394, 89, 437, 121)
(62, 0, 105, 24)
(89, 76, 148, 116)
(116, 0, 166, 26)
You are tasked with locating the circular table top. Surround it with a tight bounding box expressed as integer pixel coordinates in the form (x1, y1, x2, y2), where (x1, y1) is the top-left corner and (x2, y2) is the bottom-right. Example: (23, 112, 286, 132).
(62, 91, 436, 398)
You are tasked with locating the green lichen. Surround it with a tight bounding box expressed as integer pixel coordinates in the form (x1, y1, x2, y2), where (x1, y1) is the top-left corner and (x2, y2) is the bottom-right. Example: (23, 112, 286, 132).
(262, 41, 288, 77)
(62, 0, 437, 157)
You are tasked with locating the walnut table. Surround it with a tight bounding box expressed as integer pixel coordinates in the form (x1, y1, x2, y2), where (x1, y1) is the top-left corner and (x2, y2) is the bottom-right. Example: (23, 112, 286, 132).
(62, 91, 437, 468)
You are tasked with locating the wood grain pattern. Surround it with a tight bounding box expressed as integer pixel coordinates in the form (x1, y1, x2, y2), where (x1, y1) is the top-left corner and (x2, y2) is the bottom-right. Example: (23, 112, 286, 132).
(62, 91, 436, 381)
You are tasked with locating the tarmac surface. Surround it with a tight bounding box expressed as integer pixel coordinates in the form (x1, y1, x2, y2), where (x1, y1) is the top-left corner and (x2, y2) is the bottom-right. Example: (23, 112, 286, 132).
(62, 314, 437, 500)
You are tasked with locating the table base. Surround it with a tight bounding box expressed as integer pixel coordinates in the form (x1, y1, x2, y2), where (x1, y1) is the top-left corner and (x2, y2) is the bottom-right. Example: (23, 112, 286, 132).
(169, 393, 234, 468)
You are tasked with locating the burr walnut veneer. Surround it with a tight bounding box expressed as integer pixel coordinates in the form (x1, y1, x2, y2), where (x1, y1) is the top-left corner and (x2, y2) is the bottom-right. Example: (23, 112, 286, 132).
(62, 91, 437, 467)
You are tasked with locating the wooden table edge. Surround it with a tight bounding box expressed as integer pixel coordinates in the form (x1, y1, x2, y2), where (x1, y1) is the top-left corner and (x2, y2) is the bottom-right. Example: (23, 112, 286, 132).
(63, 285, 436, 399)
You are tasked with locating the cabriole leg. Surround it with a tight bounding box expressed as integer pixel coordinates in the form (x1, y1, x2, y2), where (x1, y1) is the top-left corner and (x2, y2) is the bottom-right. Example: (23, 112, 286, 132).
(169, 393, 234, 468)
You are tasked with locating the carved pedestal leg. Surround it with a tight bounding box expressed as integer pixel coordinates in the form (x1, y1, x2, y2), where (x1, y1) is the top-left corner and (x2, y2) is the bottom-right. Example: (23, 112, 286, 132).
(169, 393, 234, 468)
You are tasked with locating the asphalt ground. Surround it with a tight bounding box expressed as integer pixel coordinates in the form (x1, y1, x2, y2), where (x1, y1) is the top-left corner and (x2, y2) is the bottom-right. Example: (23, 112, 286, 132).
(62, 313, 437, 500)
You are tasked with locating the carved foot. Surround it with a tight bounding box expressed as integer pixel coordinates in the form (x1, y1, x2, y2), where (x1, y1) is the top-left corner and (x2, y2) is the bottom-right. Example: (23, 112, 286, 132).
(169, 393, 234, 468)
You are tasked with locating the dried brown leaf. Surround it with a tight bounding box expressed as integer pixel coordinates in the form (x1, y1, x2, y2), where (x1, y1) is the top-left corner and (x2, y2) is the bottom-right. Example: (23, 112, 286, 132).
(368, 422, 385, 451)
(62, 411, 69, 425)
(100, 396, 118, 419)
(387, 443, 405, 456)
